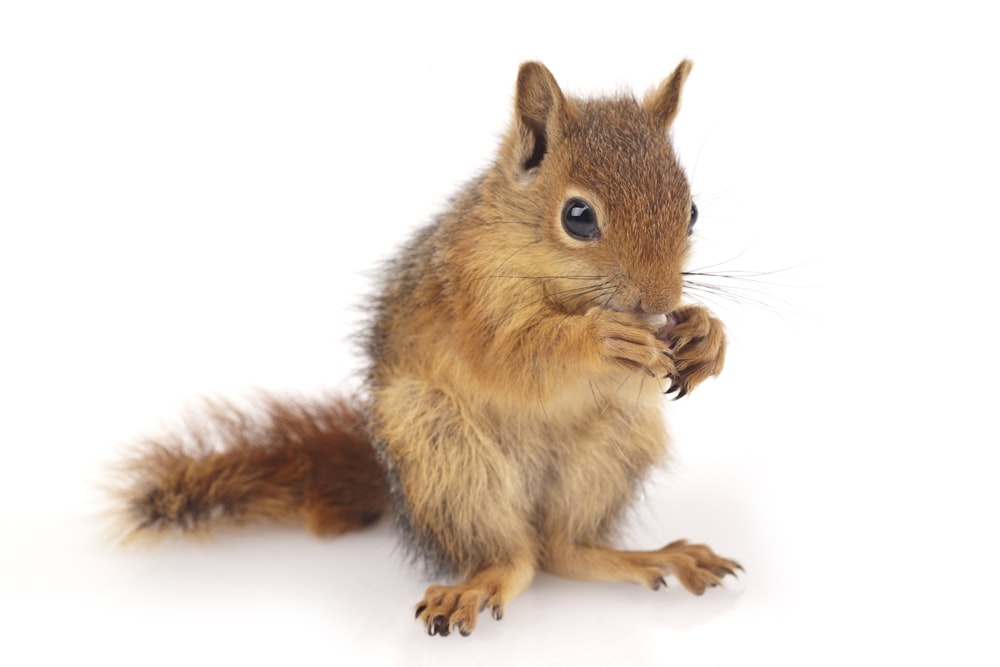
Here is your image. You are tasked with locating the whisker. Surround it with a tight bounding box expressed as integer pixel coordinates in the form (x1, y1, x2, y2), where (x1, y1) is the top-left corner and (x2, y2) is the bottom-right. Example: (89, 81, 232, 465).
(685, 248, 754, 273)
(506, 280, 614, 324)
(569, 281, 621, 316)
(569, 289, 613, 315)
(685, 288, 768, 315)
(545, 281, 614, 301)
(683, 282, 796, 317)
(684, 279, 798, 307)
(681, 243, 812, 319)
(683, 264, 811, 288)
(486, 274, 606, 281)
(684, 265, 806, 277)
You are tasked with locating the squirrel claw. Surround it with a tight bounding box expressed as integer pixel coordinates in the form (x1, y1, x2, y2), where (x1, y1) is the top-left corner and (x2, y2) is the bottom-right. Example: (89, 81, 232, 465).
(716, 564, 740, 579)
(431, 615, 450, 637)
(664, 379, 687, 399)
(721, 560, 744, 576)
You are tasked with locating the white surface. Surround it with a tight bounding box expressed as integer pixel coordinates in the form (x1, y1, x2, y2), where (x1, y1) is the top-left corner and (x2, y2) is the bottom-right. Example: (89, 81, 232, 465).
(2, 2, 997, 665)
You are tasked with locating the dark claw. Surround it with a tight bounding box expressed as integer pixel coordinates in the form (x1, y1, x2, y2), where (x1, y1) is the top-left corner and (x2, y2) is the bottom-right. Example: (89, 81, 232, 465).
(459, 627, 472, 637)
(671, 386, 688, 401)
(415, 604, 427, 619)
(491, 604, 504, 621)
(432, 615, 450, 637)
(652, 576, 667, 591)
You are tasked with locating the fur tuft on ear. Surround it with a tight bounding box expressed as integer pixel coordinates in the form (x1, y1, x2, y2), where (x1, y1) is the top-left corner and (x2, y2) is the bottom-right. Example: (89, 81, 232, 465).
(512, 61, 566, 173)
(645, 60, 693, 131)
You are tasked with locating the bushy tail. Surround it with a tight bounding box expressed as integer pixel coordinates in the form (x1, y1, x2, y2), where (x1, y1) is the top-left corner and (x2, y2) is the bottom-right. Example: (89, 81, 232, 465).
(114, 394, 389, 541)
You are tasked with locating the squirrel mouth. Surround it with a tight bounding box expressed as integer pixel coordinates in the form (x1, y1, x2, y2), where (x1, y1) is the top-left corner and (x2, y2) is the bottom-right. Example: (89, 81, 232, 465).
(639, 312, 679, 341)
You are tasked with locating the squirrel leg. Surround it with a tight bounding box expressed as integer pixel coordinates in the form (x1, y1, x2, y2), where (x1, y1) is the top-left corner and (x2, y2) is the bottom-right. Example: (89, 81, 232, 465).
(373, 378, 538, 636)
(542, 540, 740, 595)
(415, 555, 535, 637)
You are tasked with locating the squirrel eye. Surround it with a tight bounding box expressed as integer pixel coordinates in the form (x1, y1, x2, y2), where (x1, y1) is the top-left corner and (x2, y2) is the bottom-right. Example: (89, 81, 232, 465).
(562, 198, 600, 241)
(688, 202, 699, 235)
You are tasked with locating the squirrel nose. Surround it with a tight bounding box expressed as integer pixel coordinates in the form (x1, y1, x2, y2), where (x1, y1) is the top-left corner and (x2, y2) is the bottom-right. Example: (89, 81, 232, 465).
(637, 283, 681, 315)
(636, 297, 669, 316)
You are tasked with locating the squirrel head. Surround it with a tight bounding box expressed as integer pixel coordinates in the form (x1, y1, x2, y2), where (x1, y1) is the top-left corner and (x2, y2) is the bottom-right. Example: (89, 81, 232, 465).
(489, 61, 696, 318)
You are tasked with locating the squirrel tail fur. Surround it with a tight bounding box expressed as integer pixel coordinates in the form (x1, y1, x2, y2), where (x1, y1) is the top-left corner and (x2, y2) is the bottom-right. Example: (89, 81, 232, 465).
(113, 395, 388, 541)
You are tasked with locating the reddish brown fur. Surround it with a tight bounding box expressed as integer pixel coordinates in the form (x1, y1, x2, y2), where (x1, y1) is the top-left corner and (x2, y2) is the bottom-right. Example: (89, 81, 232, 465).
(367, 61, 737, 636)
(114, 61, 739, 638)
(116, 396, 387, 539)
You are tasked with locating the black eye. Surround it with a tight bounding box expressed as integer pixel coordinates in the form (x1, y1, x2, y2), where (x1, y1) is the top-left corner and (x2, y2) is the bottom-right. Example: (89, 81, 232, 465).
(688, 202, 699, 235)
(562, 198, 600, 241)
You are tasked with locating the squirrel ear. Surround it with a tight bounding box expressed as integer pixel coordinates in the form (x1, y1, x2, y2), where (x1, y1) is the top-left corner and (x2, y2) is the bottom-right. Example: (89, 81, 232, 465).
(512, 61, 565, 172)
(645, 60, 693, 131)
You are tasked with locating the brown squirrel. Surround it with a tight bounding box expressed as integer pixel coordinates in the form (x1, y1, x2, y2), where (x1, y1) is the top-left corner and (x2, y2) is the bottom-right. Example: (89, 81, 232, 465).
(116, 60, 740, 637)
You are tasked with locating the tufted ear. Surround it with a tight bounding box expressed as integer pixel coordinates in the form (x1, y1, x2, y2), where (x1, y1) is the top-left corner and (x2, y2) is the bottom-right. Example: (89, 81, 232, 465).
(511, 61, 566, 173)
(645, 60, 693, 131)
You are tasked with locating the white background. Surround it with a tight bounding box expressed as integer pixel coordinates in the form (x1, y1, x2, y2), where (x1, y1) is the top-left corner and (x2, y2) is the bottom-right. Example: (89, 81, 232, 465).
(2, 1, 997, 665)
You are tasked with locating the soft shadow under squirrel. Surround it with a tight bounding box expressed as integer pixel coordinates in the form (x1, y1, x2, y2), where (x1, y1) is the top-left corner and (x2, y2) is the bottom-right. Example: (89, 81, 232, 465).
(115, 60, 740, 637)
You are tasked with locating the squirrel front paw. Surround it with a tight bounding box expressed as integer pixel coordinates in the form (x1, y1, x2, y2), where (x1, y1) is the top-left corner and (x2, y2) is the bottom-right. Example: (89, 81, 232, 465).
(661, 305, 726, 398)
(589, 309, 675, 379)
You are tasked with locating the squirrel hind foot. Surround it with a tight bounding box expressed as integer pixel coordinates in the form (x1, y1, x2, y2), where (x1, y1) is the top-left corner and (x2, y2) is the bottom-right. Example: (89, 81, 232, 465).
(414, 558, 535, 637)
